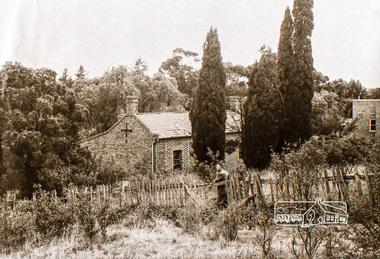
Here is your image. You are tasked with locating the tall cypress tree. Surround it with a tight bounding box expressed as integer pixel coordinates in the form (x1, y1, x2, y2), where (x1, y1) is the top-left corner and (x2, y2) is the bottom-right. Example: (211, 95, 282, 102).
(242, 48, 283, 169)
(279, 0, 314, 146)
(277, 7, 293, 151)
(190, 27, 226, 163)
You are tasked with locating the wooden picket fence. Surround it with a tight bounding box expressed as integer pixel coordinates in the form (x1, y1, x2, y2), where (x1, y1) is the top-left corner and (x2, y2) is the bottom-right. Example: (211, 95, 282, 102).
(1, 170, 378, 212)
(111, 169, 377, 208)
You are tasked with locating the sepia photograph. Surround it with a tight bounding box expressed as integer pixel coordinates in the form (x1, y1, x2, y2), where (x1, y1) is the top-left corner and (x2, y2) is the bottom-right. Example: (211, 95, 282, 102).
(0, 0, 379, 258)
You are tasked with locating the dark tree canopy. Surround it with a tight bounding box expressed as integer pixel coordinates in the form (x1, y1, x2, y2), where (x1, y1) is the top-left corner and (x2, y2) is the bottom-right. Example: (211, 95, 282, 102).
(278, 0, 314, 147)
(0, 62, 91, 197)
(159, 48, 199, 102)
(225, 62, 250, 99)
(190, 27, 227, 163)
(242, 48, 283, 169)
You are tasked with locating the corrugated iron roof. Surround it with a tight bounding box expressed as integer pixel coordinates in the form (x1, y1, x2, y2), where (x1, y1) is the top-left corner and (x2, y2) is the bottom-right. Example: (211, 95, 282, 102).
(136, 111, 240, 139)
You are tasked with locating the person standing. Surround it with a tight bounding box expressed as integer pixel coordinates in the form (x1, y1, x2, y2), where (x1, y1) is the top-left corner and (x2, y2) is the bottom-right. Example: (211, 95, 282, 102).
(211, 163, 229, 209)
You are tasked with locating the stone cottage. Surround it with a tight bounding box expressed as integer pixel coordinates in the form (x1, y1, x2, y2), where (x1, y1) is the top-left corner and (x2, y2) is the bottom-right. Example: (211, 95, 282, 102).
(80, 96, 242, 175)
(352, 99, 379, 144)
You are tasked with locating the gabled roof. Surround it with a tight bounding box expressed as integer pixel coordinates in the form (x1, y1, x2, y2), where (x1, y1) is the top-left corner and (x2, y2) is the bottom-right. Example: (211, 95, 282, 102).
(136, 112, 191, 139)
(136, 111, 241, 139)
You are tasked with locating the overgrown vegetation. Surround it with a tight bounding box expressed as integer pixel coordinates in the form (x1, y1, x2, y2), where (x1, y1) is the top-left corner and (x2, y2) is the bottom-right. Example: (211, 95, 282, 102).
(0, 0, 379, 258)
(0, 188, 183, 254)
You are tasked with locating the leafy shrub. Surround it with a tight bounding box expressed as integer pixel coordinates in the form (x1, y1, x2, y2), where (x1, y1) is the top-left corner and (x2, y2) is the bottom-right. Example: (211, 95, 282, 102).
(251, 206, 276, 259)
(32, 189, 74, 239)
(121, 204, 182, 230)
(0, 204, 35, 253)
(193, 162, 216, 183)
(0, 186, 137, 252)
(337, 174, 380, 258)
(192, 149, 221, 182)
(216, 205, 239, 241)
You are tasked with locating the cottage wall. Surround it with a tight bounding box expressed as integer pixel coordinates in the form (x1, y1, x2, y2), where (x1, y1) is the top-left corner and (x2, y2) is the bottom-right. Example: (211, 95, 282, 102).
(154, 137, 193, 173)
(80, 115, 153, 174)
(153, 133, 242, 174)
(352, 100, 379, 144)
(225, 133, 243, 173)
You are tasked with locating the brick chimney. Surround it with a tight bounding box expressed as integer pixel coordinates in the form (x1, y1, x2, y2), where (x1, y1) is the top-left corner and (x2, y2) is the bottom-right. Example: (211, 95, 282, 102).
(118, 96, 139, 119)
(125, 96, 139, 115)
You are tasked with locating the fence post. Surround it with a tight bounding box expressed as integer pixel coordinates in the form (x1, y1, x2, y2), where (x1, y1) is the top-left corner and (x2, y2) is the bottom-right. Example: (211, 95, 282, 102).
(255, 173, 266, 207)
(174, 178, 177, 206)
(249, 173, 254, 197)
(243, 173, 248, 199)
(235, 176, 241, 201)
(129, 181, 134, 206)
(153, 177, 157, 205)
(332, 169, 339, 200)
(175, 177, 179, 206)
(275, 179, 279, 202)
(338, 169, 350, 205)
(364, 169, 373, 207)
(229, 175, 235, 202)
(270, 179, 274, 204)
(315, 177, 319, 199)
(137, 180, 141, 205)
(142, 179, 146, 205)
(168, 178, 172, 206)
(324, 170, 330, 201)
(291, 181, 296, 201)
(355, 170, 363, 201)
(285, 179, 290, 201)
(181, 181, 185, 206)
(4, 196, 9, 235)
(148, 178, 152, 204)
(104, 185, 107, 203)
(159, 179, 163, 205)
(164, 179, 168, 205)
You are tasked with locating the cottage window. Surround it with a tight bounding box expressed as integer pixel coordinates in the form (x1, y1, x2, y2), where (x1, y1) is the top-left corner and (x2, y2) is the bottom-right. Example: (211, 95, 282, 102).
(369, 119, 376, 132)
(173, 150, 182, 170)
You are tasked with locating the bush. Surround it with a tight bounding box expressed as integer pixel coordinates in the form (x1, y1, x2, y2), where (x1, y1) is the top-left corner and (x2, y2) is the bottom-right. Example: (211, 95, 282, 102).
(0, 203, 35, 253)
(121, 204, 182, 230)
(216, 205, 239, 241)
(0, 187, 135, 252)
(338, 174, 380, 258)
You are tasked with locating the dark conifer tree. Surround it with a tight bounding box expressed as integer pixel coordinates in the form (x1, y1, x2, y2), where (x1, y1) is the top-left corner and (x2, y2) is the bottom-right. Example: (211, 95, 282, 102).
(279, 0, 314, 146)
(242, 48, 283, 169)
(190, 27, 226, 163)
(277, 7, 293, 151)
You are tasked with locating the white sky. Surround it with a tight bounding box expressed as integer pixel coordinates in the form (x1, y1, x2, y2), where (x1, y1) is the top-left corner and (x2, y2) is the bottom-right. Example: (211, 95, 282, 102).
(0, 0, 379, 88)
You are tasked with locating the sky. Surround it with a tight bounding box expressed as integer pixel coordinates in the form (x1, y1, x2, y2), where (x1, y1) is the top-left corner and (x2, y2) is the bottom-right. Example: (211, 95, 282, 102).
(0, 0, 379, 88)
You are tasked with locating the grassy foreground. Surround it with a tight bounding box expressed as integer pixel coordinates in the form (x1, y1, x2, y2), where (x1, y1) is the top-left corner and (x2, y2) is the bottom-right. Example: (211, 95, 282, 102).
(2, 212, 352, 259)
(1, 186, 377, 258)
(2, 219, 295, 259)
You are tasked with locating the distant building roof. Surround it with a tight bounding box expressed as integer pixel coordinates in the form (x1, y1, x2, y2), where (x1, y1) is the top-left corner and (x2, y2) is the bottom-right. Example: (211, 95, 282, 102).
(136, 111, 241, 139)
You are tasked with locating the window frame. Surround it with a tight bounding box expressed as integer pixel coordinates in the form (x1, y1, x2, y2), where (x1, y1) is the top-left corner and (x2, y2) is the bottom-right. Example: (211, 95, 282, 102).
(173, 150, 182, 170)
(369, 119, 376, 132)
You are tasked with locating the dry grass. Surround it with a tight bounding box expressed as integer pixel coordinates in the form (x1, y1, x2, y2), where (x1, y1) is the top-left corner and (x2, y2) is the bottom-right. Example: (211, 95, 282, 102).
(0, 219, 281, 259)
(1, 216, 348, 259)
